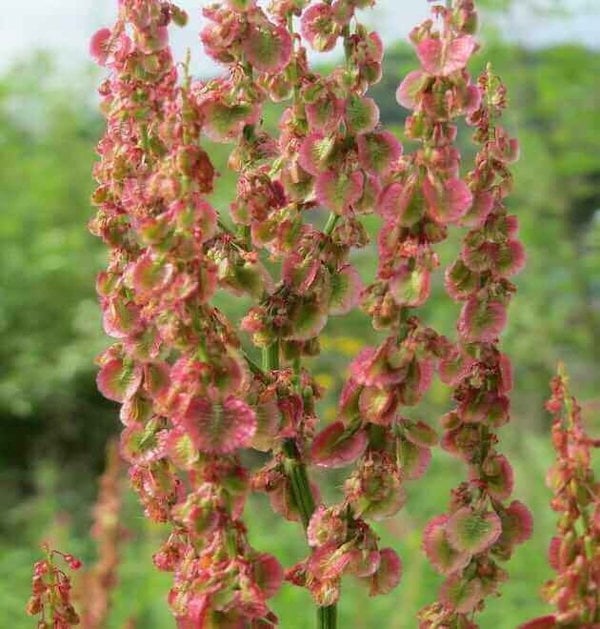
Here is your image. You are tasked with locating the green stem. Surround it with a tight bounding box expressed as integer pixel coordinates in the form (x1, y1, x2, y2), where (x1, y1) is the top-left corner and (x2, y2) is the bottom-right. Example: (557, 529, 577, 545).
(318, 605, 337, 629)
(262, 340, 280, 371)
(323, 212, 339, 238)
(259, 13, 339, 625)
(281, 431, 337, 629)
(281, 447, 337, 627)
(282, 440, 315, 527)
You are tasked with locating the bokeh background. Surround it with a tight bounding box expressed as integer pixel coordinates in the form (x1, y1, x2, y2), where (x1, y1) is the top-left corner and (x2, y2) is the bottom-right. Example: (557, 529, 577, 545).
(1, 0, 599, 627)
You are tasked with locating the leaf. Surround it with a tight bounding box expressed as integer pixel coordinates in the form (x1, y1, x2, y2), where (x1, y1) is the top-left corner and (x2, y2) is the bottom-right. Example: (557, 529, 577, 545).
(350, 347, 390, 388)
(354, 173, 382, 214)
(173, 194, 217, 241)
(129, 253, 174, 297)
(377, 179, 424, 226)
(171, 486, 219, 536)
(306, 97, 345, 134)
(251, 397, 280, 451)
(345, 549, 381, 579)
(89, 28, 112, 66)
(498, 500, 534, 548)
(286, 297, 329, 341)
(102, 299, 142, 339)
(338, 378, 362, 422)
(460, 190, 494, 228)
(120, 419, 164, 464)
(396, 438, 431, 480)
(119, 393, 153, 425)
(438, 346, 474, 386)
(349, 467, 405, 520)
(358, 386, 396, 425)
(201, 100, 260, 143)
(397, 358, 434, 406)
(476, 454, 514, 500)
(445, 259, 479, 301)
(403, 420, 438, 448)
(496, 239, 526, 277)
(164, 428, 199, 470)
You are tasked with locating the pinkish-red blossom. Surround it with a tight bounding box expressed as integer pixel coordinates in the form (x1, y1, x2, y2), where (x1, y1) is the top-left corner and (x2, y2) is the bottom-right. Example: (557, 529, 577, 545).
(301, 3, 340, 52)
(89, 27, 113, 66)
(311, 421, 368, 468)
(415, 35, 478, 76)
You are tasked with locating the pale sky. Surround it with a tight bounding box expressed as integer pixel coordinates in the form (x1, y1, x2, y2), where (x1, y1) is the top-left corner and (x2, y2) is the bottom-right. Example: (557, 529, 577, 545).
(1, 0, 598, 75)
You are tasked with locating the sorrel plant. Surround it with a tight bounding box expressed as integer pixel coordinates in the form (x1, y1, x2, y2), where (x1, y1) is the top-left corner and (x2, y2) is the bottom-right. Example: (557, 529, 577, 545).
(35, 0, 595, 627)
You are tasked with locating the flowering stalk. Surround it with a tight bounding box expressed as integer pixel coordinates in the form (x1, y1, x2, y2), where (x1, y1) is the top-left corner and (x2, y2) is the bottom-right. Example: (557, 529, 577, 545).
(26, 545, 82, 628)
(197, 1, 341, 623)
(253, 0, 421, 614)
(520, 367, 600, 628)
(299, 0, 496, 619)
(413, 6, 532, 625)
(199, 0, 402, 619)
(90, 2, 284, 625)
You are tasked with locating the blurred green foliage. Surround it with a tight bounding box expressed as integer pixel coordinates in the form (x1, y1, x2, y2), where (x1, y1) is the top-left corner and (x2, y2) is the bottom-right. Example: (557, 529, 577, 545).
(0, 36, 598, 627)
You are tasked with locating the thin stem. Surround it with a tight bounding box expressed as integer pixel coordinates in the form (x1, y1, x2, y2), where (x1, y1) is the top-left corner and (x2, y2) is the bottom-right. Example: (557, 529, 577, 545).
(241, 224, 251, 249)
(281, 431, 337, 629)
(318, 605, 337, 629)
(323, 212, 339, 237)
(243, 354, 264, 378)
(282, 440, 315, 527)
(262, 340, 280, 371)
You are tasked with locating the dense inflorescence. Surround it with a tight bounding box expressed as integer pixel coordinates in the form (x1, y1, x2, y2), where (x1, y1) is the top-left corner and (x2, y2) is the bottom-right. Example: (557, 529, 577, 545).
(87, 1, 536, 627)
(90, 2, 284, 625)
(415, 10, 532, 626)
(521, 368, 600, 628)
